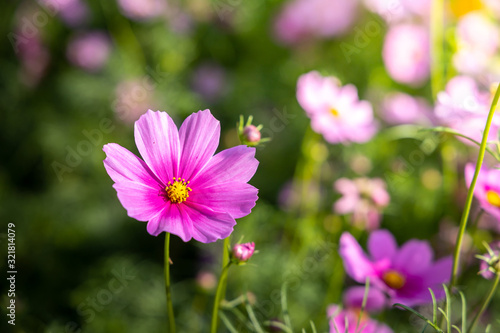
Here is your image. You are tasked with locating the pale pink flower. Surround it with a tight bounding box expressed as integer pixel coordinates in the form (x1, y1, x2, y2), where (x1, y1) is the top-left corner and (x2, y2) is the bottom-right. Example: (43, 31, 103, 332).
(382, 24, 430, 86)
(334, 177, 390, 230)
(328, 304, 393, 333)
(66, 31, 111, 72)
(297, 71, 378, 144)
(435, 76, 500, 144)
(363, 0, 430, 23)
(117, 0, 166, 20)
(381, 92, 434, 125)
(273, 0, 359, 45)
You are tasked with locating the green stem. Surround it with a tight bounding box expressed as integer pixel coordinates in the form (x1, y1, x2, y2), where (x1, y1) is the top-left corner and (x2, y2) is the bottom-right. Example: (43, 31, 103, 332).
(164, 233, 176, 333)
(450, 85, 500, 290)
(430, 0, 445, 99)
(211, 262, 232, 333)
(468, 274, 500, 333)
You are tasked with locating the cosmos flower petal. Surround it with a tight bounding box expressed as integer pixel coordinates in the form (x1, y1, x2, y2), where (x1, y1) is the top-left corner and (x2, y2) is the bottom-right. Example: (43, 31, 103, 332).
(146, 203, 193, 241)
(134, 110, 180, 184)
(189, 182, 258, 219)
(423, 256, 452, 287)
(343, 286, 387, 312)
(178, 109, 220, 180)
(393, 240, 434, 274)
(184, 203, 236, 243)
(190, 145, 258, 188)
(339, 232, 376, 283)
(368, 229, 398, 261)
(113, 181, 167, 222)
(103, 143, 160, 185)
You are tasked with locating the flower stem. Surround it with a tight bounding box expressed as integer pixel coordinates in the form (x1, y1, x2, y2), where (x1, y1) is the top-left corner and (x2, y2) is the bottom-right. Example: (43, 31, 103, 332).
(430, 0, 446, 100)
(468, 273, 500, 333)
(211, 262, 231, 333)
(164, 232, 176, 333)
(450, 84, 500, 290)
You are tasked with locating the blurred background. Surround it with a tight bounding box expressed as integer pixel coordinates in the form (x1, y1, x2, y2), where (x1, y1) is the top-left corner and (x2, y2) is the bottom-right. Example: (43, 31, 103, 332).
(1, 0, 500, 332)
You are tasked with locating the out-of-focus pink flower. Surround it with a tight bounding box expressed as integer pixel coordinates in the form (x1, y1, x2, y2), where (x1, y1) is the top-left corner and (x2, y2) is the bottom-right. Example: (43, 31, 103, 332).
(435, 76, 500, 144)
(483, 0, 500, 18)
(273, 0, 359, 45)
(40, 0, 89, 26)
(232, 242, 255, 262)
(478, 242, 500, 280)
(363, 0, 430, 23)
(17, 34, 50, 87)
(382, 24, 430, 86)
(117, 0, 166, 20)
(113, 80, 159, 124)
(343, 286, 387, 312)
(66, 31, 111, 72)
(339, 230, 453, 307)
(465, 163, 500, 223)
(334, 178, 390, 230)
(103, 110, 259, 242)
(196, 271, 217, 290)
(191, 63, 227, 102)
(297, 71, 378, 144)
(327, 304, 393, 333)
(381, 92, 434, 125)
(453, 12, 499, 75)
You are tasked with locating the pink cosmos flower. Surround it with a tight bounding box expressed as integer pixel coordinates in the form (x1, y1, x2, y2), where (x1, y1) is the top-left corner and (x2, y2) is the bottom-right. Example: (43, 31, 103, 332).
(103, 110, 259, 243)
(435, 76, 500, 144)
(343, 286, 387, 312)
(334, 177, 390, 230)
(66, 31, 111, 72)
(382, 24, 430, 86)
(327, 304, 393, 333)
(232, 242, 255, 262)
(363, 0, 430, 23)
(117, 0, 166, 20)
(465, 163, 500, 223)
(273, 0, 359, 45)
(339, 230, 452, 307)
(297, 71, 378, 144)
(453, 12, 499, 75)
(381, 92, 434, 126)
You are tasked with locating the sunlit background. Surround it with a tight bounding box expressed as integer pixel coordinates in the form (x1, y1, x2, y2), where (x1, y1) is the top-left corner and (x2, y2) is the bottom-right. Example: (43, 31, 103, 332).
(2, 0, 500, 332)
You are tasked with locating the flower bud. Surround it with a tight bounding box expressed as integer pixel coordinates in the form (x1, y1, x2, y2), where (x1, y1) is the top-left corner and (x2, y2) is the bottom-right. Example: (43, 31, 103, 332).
(237, 115, 270, 147)
(243, 125, 261, 143)
(232, 242, 255, 262)
(477, 241, 500, 279)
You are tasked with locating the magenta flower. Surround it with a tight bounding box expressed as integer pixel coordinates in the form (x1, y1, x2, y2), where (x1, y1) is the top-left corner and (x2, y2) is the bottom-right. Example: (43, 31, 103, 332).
(343, 286, 387, 312)
(435, 76, 500, 144)
(232, 242, 255, 262)
(297, 71, 378, 144)
(327, 304, 393, 333)
(273, 0, 359, 45)
(103, 110, 259, 243)
(465, 163, 500, 223)
(382, 24, 430, 86)
(334, 177, 390, 230)
(66, 31, 111, 72)
(339, 230, 452, 307)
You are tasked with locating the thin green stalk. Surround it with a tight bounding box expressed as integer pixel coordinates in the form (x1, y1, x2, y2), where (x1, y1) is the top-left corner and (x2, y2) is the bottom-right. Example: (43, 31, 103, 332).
(468, 274, 500, 333)
(164, 232, 176, 333)
(430, 0, 445, 99)
(211, 263, 231, 333)
(450, 85, 500, 290)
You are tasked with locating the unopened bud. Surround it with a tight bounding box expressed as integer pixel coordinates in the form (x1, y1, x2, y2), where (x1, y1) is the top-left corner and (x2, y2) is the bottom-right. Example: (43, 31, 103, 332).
(232, 242, 255, 262)
(243, 125, 261, 143)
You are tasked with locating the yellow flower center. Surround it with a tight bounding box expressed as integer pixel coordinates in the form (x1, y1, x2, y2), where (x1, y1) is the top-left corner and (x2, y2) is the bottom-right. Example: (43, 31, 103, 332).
(330, 107, 339, 117)
(383, 270, 406, 290)
(486, 190, 500, 207)
(166, 177, 192, 204)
